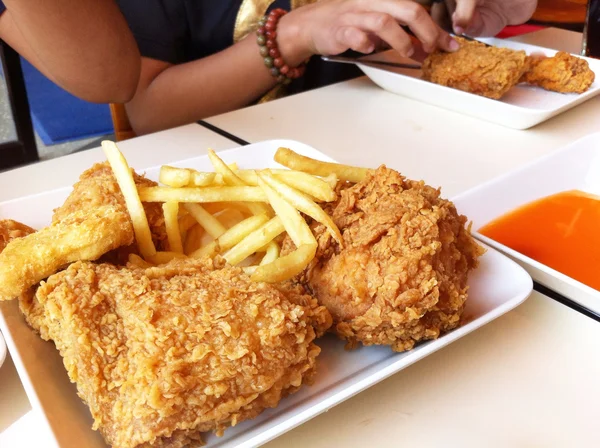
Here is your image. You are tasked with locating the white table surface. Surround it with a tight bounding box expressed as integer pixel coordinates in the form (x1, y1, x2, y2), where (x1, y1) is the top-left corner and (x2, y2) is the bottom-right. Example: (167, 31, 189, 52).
(2, 28, 600, 448)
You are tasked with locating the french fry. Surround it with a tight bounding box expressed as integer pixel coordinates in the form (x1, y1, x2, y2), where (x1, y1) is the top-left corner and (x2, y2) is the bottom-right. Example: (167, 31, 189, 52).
(160, 166, 218, 187)
(183, 203, 226, 239)
(260, 241, 280, 265)
(162, 201, 184, 253)
(257, 175, 315, 247)
(147, 251, 188, 265)
(216, 208, 246, 228)
(178, 213, 198, 235)
(159, 165, 191, 188)
(273, 170, 336, 202)
(202, 202, 247, 216)
(208, 150, 271, 216)
(250, 243, 316, 283)
(274, 147, 370, 183)
(189, 171, 217, 187)
(232, 170, 257, 184)
(191, 214, 269, 259)
(259, 171, 343, 246)
(235, 170, 336, 202)
(202, 203, 228, 215)
(128, 253, 154, 269)
(102, 141, 156, 258)
(208, 149, 246, 185)
(213, 173, 225, 185)
(183, 224, 204, 255)
(223, 216, 285, 266)
(138, 186, 267, 203)
(322, 173, 339, 189)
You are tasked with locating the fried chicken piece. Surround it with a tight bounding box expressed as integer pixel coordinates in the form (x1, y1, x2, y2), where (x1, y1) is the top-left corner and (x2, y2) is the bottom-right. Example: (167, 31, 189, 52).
(422, 37, 529, 99)
(21, 257, 331, 448)
(0, 205, 132, 301)
(0, 219, 35, 252)
(0, 163, 166, 301)
(290, 166, 484, 352)
(0, 219, 39, 319)
(52, 162, 167, 251)
(520, 51, 595, 94)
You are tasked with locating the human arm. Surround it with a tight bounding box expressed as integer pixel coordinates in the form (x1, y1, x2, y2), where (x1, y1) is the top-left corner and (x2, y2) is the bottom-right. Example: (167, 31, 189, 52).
(125, 0, 458, 135)
(449, 0, 538, 37)
(0, 0, 140, 103)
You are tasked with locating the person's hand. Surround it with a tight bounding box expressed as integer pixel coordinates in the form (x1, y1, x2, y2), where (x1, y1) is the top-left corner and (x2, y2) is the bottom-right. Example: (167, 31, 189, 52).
(449, 0, 538, 37)
(278, 0, 459, 65)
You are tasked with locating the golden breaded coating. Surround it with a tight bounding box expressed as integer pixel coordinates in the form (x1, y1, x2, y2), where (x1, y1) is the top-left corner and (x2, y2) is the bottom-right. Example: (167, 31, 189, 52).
(520, 51, 595, 94)
(291, 166, 484, 352)
(0, 219, 35, 253)
(53, 162, 167, 251)
(422, 37, 529, 99)
(22, 257, 331, 448)
(0, 205, 132, 301)
(0, 163, 167, 300)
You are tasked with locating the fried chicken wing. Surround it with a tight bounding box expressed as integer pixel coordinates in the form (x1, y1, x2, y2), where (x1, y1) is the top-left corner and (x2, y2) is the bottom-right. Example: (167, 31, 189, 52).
(0, 163, 166, 300)
(520, 51, 595, 94)
(20, 257, 331, 448)
(289, 166, 484, 352)
(0, 206, 132, 301)
(422, 37, 529, 99)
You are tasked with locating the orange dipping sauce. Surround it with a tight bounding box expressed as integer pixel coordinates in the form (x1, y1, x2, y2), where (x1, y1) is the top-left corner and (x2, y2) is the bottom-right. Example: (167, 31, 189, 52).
(479, 190, 600, 291)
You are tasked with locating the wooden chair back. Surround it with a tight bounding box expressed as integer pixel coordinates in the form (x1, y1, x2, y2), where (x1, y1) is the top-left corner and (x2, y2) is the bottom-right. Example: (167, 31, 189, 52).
(109, 103, 136, 141)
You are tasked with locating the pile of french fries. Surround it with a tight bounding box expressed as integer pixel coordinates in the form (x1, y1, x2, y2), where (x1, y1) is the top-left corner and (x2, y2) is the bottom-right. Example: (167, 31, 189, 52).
(102, 141, 370, 283)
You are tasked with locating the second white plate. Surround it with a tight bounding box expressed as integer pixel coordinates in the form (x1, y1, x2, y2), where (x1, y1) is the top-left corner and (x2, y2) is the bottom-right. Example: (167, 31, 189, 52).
(357, 38, 600, 129)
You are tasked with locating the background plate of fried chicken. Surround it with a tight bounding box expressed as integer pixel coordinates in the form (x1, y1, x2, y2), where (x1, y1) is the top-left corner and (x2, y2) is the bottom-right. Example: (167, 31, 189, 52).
(0, 140, 533, 448)
(357, 38, 600, 130)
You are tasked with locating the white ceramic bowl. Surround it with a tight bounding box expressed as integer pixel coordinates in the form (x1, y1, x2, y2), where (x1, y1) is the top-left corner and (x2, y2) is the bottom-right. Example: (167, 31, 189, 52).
(453, 132, 600, 315)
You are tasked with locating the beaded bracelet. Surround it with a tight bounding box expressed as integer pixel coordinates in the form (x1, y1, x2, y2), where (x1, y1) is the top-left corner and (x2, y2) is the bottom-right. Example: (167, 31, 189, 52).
(256, 8, 306, 84)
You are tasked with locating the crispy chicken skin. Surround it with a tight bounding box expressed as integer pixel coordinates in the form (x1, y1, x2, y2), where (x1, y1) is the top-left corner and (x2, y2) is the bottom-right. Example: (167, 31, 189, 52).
(53, 162, 168, 252)
(520, 51, 595, 94)
(0, 219, 35, 253)
(422, 37, 529, 99)
(19, 257, 331, 448)
(0, 163, 166, 300)
(289, 166, 484, 352)
(423, 38, 595, 98)
(0, 205, 132, 301)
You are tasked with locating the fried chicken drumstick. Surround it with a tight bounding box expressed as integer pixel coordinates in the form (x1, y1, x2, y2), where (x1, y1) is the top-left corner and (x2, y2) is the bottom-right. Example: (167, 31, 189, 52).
(0, 162, 166, 301)
(290, 166, 484, 352)
(18, 257, 331, 448)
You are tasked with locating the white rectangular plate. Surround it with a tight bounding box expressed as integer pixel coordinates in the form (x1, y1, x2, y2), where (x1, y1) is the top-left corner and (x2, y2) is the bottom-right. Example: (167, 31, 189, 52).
(0, 140, 532, 448)
(453, 132, 600, 316)
(357, 38, 600, 129)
